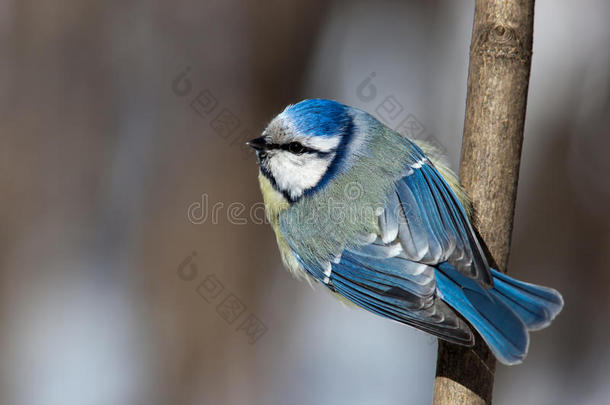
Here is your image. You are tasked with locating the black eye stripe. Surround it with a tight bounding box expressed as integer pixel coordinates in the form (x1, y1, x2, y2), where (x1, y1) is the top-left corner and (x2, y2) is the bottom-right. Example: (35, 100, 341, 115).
(265, 142, 332, 156)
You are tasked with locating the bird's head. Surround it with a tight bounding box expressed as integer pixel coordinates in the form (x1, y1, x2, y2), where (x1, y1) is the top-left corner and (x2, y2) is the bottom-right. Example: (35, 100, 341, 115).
(248, 99, 355, 202)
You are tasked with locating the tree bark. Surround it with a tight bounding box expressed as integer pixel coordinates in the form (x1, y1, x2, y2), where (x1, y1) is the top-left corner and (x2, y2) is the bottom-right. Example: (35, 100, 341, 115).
(432, 1, 535, 404)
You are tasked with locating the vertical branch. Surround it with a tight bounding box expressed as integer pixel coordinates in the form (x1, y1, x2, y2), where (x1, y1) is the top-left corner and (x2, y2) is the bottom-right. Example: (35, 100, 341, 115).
(432, 0, 535, 404)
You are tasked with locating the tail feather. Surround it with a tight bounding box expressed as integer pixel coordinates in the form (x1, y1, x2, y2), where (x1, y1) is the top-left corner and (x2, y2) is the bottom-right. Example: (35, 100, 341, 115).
(489, 269, 564, 331)
(435, 264, 564, 365)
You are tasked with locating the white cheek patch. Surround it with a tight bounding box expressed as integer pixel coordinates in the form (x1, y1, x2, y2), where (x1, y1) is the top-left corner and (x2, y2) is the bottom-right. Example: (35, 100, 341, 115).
(267, 151, 334, 199)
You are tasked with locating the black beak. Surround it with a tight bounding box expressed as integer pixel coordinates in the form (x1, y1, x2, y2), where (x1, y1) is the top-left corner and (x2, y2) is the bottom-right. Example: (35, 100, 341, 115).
(246, 136, 267, 151)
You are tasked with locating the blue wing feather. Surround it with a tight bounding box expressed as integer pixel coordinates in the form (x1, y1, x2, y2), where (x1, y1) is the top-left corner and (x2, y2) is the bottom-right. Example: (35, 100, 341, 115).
(291, 243, 475, 346)
(394, 157, 491, 285)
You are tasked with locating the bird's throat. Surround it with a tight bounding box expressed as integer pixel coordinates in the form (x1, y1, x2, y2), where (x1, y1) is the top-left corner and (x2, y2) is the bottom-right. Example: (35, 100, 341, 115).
(258, 171, 290, 224)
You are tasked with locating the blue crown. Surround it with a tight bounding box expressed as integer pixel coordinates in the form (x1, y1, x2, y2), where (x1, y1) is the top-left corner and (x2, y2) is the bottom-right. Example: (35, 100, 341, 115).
(284, 99, 351, 137)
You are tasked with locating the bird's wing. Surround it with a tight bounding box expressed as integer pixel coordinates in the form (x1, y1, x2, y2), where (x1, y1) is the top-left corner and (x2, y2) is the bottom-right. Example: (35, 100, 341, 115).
(384, 154, 492, 286)
(291, 235, 474, 345)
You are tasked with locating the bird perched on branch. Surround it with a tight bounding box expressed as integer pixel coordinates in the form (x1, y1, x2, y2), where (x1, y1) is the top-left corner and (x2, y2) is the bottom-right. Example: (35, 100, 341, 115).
(247, 99, 563, 365)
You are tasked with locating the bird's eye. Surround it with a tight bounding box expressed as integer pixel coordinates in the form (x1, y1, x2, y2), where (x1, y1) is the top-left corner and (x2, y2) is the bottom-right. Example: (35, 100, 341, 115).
(287, 142, 306, 155)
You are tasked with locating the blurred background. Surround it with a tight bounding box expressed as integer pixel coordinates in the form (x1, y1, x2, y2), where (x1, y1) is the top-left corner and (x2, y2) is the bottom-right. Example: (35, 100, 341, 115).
(1, 0, 609, 404)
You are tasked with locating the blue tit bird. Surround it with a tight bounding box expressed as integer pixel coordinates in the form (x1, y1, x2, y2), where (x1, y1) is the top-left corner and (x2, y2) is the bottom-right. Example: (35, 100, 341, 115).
(247, 99, 563, 365)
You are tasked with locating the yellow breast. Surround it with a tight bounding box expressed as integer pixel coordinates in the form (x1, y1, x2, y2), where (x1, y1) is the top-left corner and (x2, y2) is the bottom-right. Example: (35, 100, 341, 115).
(258, 172, 314, 284)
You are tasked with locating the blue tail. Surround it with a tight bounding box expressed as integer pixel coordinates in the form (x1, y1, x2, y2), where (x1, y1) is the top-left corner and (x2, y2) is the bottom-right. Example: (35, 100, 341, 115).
(435, 264, 564, 365)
